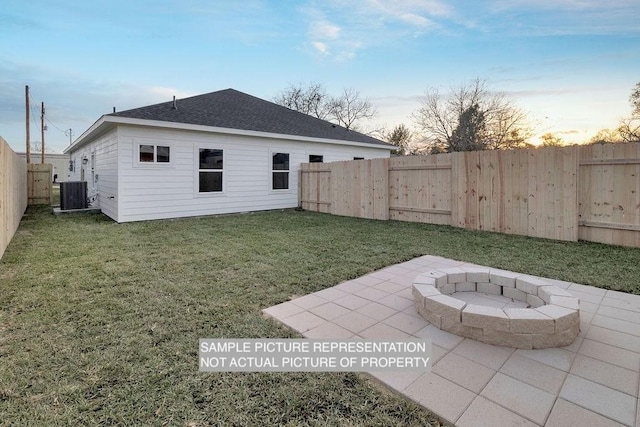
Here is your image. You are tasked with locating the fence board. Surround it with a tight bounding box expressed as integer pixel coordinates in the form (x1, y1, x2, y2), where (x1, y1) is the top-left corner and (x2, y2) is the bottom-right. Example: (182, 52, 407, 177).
(465, 151, 480, 229)
(527, 148, 540, 237)
(1, 137, 28, 259)
(502, 150, 514, 234)
(450, 153, 465, 228)
(371, 158, 390, 220)
(515, 149, 530, 236)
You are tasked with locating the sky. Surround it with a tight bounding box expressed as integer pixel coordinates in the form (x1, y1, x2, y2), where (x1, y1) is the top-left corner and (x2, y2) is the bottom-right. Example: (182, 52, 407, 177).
(1, 0, 638, 153)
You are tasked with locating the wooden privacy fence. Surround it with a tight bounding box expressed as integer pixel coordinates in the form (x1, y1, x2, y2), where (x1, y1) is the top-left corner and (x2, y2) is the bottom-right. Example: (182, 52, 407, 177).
(0, 137, 27, 259)
(300, 142, 640, 248)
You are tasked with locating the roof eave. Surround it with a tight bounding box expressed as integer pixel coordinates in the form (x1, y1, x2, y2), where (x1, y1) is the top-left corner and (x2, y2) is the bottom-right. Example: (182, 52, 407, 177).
(63, 115, 114, 154)
(67, 116, 394, 151)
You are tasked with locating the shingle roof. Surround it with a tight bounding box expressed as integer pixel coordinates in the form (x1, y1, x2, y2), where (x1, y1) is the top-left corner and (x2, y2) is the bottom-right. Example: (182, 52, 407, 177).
(107, 88, 391, 147)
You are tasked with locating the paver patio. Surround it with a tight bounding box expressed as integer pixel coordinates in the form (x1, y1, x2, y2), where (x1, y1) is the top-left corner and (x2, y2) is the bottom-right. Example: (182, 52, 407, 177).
(263, 255, 640, 426)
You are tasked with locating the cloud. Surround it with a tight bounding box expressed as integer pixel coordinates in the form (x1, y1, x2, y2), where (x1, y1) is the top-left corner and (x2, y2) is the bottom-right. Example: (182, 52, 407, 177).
(397, 12, 433, 27)
(309, 20, 341, 40)
(307, 19, 339, 56)
(485, 0, 640, 35)
(363, 0, 448, 26)
(490, 0, 625, 12)
(558, 129, 580, 135)
(312, 41, 329, 55)
(365, 0, 451, 18)
(300, 0, 453, 60)
(335, 42, 362, 61)
(303, 10, 359, 60)
(505, 86, 613, 98)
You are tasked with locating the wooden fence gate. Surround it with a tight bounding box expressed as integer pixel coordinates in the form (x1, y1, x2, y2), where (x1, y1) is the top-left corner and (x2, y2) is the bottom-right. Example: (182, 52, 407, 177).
(27, 163, 52, 205)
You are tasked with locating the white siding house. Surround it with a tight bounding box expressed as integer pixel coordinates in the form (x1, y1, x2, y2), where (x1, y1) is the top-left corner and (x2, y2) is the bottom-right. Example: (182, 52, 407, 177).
(64, 89, 393, 223)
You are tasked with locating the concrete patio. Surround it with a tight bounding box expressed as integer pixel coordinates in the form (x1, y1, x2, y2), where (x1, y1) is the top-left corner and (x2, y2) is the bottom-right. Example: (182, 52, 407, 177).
(263, 255, 640, 426)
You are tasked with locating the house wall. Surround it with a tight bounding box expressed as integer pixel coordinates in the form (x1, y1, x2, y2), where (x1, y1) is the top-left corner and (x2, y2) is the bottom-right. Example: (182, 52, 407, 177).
(68, 129, 119, 219)
(112, 125, 390, 222)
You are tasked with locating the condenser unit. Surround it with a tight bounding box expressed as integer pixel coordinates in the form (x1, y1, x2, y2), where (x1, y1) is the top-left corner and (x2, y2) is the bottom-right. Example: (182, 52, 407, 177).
(60, 181, 88, 210)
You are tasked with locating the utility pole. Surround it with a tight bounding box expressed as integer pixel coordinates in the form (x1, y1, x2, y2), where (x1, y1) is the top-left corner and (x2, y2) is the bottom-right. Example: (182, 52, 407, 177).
(41, 101, 45, 164)
(65, 129, 73, 146)
(25, 85, 30, 164)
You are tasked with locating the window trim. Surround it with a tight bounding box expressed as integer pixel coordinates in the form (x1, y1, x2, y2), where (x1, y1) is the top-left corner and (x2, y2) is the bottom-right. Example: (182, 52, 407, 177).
(271, 151, 291, 191)
(193, 142, 228, 198)
(194, 146, 225, 197)
(135, 143, 172, 165)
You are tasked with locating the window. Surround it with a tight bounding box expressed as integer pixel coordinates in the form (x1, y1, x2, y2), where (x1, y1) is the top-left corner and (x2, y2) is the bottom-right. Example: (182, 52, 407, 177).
(157, 146, 170, 163)
(272, 152, 289, 190)
(354, 157, 365, 160)
(309, 154, 323, 163)
(139, 144, 170, 163)
(199, 148, 223, 192)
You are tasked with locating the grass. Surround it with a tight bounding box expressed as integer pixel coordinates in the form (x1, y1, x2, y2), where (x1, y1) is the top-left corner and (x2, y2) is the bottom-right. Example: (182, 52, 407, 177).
(1, 207, 639, 425)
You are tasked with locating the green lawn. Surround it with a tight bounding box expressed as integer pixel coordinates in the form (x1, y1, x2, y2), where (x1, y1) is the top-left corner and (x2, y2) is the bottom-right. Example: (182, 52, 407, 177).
(1, 207, 639, 425)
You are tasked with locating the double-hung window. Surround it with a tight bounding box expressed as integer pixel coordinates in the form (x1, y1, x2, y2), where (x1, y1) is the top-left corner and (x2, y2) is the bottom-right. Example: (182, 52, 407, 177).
(272, 152, 289, 190)
(139, 144, 170, 163)
(199, 149, 223, 192)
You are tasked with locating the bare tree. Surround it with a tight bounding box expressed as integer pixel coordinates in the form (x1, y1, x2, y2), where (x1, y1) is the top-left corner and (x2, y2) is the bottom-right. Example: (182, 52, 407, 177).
(618, 117, 640, 142)
(327, 88, 377, 131)
(412, 78, 532, 152)
(412, 87, 457, 152)
(274, 84, 377, 132)
(584, 84, 640, 144)
(273, 82, 331, 120)
(588, 128, 624, 144)
(486, 102, 533, 149)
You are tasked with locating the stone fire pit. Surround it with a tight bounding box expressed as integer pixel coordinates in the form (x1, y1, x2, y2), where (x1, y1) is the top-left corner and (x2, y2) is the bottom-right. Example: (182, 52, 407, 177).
(412, 267, 580, 349)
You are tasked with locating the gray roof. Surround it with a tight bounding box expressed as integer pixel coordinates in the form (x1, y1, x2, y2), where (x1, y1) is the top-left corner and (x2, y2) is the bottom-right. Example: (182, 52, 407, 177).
(108, 88, 391, 147)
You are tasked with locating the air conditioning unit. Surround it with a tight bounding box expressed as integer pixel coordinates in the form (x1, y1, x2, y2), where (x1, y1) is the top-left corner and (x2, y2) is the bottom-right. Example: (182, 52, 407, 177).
(60, 181, 88, 210)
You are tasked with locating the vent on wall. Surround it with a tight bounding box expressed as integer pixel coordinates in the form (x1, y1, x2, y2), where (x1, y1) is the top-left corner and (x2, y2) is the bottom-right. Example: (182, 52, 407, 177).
(60, 181, 88, 210)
